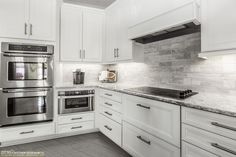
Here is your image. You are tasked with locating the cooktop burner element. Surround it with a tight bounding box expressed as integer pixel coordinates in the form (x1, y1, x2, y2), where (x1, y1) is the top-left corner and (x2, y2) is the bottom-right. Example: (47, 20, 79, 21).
(125, 87, 198, 99)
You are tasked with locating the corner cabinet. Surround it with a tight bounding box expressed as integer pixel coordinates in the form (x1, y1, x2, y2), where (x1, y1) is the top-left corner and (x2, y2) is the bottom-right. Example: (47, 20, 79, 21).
(60, 4, 104, 63)
(0, 0, 56, 41)
(104, 0, 133, 63)
(200, 0, 236, 56)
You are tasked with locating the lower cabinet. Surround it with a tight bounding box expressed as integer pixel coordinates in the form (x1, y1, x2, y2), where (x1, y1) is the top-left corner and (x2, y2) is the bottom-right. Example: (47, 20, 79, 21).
(99, 114, 122, 146)
(57, 121, 94, 134)
(0, 123, 55, 142)
(182, 142, 218, 157)
(123, 122, 180, 157)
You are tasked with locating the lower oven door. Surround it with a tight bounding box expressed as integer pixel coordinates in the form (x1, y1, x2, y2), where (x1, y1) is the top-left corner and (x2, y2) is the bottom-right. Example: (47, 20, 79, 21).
(59, 95, 94, 114)
(0, 88, 53, 126)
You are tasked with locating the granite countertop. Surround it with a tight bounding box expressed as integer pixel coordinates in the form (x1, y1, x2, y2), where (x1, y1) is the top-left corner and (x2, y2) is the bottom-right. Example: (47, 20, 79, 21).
(55, 83, 236, 118)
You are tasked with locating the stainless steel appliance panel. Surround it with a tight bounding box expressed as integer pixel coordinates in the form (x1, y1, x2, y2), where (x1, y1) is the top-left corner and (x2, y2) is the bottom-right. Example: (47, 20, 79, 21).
(0, 88, 53, 126)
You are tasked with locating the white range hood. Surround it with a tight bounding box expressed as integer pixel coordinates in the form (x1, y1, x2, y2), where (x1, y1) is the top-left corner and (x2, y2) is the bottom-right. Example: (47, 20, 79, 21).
(128, 1, 201, 44)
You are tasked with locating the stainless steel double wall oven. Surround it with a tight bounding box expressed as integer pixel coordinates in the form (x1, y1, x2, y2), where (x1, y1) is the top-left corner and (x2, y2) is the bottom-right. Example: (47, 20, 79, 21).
(0, 42, 54, 126)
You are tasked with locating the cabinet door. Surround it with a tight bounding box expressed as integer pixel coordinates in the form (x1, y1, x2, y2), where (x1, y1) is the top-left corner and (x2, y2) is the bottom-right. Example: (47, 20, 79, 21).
(82, 9, 104, 62)
(116, 0, 133, 61)
(182, 142, 218, 157)
(104, 4, 119, 62)
(29, 0, 56, 41)
(201, 0, 236, 52)
(123, 122, 180, 157)
(60, 4, 83, 62)
(0, 0, 28, 39)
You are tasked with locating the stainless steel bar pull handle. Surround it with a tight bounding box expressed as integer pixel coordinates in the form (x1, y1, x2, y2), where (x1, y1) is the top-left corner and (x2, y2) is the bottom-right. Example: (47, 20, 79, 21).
(30, 24, 33, 35)
(211, 143, 236, 155)
(116, 48, 119, 58)
(105, 93, 112, 97)
(83, 50, 85, 59)
(24, 23, 27, 35)
(71, 126, 82, 130)
(104, 125, 112, 131)
(104, 102, 112, 106)
(137, 136, 151, 145)
(137, 104, 151, 110)
(104, 111, 112, 116)
(79, 50, 82, 59)
(20, 130, 34, 135)
(71, 117, 82, 121)
(114, 49, 117, 58)
(211, 122, 236, 132)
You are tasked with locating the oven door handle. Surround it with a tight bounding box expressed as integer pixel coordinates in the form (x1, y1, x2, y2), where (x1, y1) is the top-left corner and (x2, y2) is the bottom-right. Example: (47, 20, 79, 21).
(3, 88, 50, 93)
(60, 95, 94, 99)
(3, 53, 52, 58)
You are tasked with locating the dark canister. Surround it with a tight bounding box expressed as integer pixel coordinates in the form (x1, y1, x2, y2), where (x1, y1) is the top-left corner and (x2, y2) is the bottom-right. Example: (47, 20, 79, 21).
(73, 69, 85, 84)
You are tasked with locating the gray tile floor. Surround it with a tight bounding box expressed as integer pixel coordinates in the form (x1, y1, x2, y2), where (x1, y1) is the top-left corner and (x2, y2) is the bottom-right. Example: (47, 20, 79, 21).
(0, 133, 131, 157)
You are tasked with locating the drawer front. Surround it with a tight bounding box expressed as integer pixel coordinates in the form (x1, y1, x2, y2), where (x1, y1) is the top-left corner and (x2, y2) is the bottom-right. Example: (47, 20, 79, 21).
(100, 105, 122, 124)
(99, 114, 121, 146)
(123, 94, 180, 147)
(182, 124, 236, 157)
(182, 142, 218, 157)
(57, 121, 94, 134)
(100, 98, 122, 113)
(0, 123, 55, 142)
(182, 107, 236, 141)
(58, 112, 94, 125)
(123, 122, 180, 157)
(100, 89, 122, 103)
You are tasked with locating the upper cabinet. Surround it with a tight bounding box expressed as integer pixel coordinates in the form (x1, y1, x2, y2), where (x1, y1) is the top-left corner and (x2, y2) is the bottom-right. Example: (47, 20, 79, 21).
(200, 0, 236, 57)
(104, 0, 133, 63)
(0, 0, 56, 41)
(60, 4, 104, 62)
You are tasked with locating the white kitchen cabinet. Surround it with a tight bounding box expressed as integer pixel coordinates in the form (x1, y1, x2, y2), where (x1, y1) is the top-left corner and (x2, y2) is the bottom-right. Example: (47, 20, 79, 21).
(182, 142, 218, 157)
(0, 0, 28, 39)
(104, 0, 133, 62)
(82, 9, 104, 62)
(0, 123, 55, 142)
(61, 4, 83, 62)
(200, 0, 236, 54)
(60, 4, 104, 62)
(28, 0, 56, 41)
(123, 122, 180, 157)
(182, 124, 236, 157)
(0, 0, 56, 41)
(123, 94, 180, 147)
(57, 121, 94, 134)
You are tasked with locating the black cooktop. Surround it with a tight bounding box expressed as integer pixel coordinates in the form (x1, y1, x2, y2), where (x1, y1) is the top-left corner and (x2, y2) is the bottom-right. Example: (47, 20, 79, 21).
(125, 87, 198, 99)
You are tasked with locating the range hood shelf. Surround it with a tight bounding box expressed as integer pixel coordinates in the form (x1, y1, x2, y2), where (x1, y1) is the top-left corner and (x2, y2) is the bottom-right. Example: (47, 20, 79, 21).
(134, 22, 200, 44)
(128, 1, 201, 44)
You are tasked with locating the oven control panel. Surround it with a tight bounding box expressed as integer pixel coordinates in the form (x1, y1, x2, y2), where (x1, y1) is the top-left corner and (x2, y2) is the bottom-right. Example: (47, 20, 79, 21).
(58, 90, 95, 96)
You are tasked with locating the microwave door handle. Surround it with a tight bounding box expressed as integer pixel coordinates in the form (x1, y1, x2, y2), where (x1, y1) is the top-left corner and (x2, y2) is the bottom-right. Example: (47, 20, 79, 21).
(60, 95, 94, 99)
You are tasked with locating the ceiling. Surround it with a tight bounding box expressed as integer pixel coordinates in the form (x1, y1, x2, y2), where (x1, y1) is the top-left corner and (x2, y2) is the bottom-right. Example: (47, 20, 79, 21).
(64, 0, 116, 9)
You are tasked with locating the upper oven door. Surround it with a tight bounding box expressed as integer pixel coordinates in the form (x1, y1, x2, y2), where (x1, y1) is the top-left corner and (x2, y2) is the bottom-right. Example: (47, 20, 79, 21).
(0, 53, 53, 88)
(0, 88, 53, 126)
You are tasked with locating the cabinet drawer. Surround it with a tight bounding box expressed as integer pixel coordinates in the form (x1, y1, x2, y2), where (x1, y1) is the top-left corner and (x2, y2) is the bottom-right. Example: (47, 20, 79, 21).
(123, 122, 180, 157)
(0, 123, 55, 142)
(182, 142, 218, 157)
(123, 94, 180, 147)
(100, 89, 122, 103)
(182, 107, 236, 140)
(58, 121, 94, 134)
(182, 124, 236, 157)
(58, 112, 94, 125)
(100, 98, 122, 113)
(100, 105, 122, 124)
(99, 114, 121, 146)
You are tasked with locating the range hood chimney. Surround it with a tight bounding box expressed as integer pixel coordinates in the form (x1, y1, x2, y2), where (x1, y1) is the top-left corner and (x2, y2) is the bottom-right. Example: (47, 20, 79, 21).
(128, 1, 201, 44)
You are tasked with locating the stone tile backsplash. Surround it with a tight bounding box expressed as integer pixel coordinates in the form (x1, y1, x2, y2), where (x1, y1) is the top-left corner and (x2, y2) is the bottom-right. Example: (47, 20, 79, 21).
(108, 33, 236, 94)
